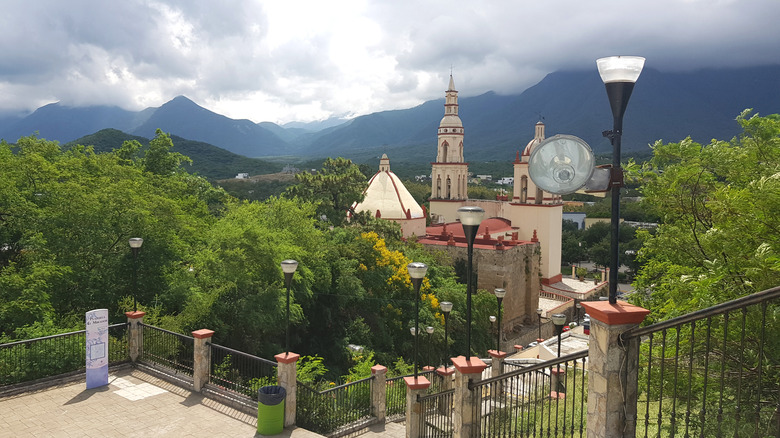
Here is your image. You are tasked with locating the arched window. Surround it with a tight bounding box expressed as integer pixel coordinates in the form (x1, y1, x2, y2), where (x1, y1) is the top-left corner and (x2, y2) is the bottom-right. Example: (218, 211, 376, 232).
(441, 141, 449, 162)
(436, 176, 442, 198)
(520, 176, 528, 203)
(446, 177, 452, 199)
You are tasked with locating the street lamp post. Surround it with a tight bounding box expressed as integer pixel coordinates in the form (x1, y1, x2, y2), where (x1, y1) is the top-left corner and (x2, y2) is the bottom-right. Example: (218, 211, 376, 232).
(128, 238, 143, 312)
(489, 315, 497, 351)
(596, 55, 645, 304)
(408, 262, 428, 380)
(457, 206, 485, 358)
(552, 313, 567, 393)
(575, 301, 582, 324)
(440, 301, 453, 367)
(425, 326, 434, 366)
(536, 307, 544, 343)
(281, 259, 299, 356)
(494, 288, 506, 353)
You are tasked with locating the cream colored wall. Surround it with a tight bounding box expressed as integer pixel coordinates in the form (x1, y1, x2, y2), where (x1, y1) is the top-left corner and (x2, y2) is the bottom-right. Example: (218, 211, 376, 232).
(504, 204, 563, 280)
(428, 199, 465, 224)
(398, 217, 426, 238)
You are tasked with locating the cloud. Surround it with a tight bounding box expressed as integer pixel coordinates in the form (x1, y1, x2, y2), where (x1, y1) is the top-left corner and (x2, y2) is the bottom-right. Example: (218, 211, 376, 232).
(0, 0, 778, 122)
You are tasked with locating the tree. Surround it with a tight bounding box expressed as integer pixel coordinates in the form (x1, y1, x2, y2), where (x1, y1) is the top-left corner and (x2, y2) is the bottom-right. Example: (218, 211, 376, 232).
(630, 111, 780, 320)
(0, 134, 221, 339)
(285, 157, 367, 227)
(143, 129, 191, 175)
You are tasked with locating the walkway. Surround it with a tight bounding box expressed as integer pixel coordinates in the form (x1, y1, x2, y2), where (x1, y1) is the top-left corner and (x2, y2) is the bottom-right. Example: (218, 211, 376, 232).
(0, 367, 324, 438)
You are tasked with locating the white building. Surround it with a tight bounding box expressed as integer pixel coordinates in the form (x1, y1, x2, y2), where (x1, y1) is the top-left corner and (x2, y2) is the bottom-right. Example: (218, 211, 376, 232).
(351, 154, 427, 238)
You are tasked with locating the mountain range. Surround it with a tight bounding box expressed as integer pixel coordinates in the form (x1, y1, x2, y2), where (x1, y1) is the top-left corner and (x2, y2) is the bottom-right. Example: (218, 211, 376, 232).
(2, 65, 779, 164)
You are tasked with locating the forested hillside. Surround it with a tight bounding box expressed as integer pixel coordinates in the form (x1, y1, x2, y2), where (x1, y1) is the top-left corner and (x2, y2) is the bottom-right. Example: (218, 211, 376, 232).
(0, 132, 497, 379)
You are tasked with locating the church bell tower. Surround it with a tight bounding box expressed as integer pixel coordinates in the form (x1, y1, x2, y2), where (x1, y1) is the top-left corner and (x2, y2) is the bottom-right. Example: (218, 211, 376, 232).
(430, 75, 469, 201)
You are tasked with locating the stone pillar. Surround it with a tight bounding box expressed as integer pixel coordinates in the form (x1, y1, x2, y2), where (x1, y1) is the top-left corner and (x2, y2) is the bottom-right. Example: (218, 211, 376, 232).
(371, 365, 387, 423)
(404, 375, 431, 438)
(275, 352, 300, 428)
(487, 350, 506, 395)
(581, 301, 649, 438)
(550, 367, 566, 399)
(125, 311, 145, 363)
(436, 367, 455, 415)
(452, 356, 489, 438)
(191, 329, 214, 392)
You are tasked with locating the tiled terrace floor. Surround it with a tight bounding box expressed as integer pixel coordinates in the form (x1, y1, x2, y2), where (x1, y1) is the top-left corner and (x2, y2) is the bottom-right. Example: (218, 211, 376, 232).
(0, 367, 326, 438)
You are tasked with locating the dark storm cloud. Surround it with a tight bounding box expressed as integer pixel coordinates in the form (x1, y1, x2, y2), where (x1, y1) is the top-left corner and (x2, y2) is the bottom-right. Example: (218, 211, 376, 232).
(0, 0, 778, 122)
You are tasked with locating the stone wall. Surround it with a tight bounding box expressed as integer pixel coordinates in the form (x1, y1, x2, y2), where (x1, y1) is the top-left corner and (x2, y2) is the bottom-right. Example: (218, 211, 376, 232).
(425, 242, 541, 334)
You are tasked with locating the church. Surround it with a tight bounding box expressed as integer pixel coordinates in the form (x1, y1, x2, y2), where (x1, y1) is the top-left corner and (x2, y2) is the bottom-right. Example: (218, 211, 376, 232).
(355, 76, 598, 334)
(425, 75, 563, 285)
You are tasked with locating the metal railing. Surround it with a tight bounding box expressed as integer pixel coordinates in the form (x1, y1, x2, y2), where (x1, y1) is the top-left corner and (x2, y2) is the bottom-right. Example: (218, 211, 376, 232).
(208, 342, 277, 401)
(139, 323, 194, 377)
(386, 368, 439, 421)
(0, 323, 129, 387)
(621, 286, 780, 438)
(296, 375, 374, 435)
(468, 350, 589, 438)
(418, 388, 455, 437)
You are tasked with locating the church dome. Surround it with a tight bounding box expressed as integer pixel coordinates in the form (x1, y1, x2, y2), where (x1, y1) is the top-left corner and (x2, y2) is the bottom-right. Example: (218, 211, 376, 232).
(353, 154, 424, 220)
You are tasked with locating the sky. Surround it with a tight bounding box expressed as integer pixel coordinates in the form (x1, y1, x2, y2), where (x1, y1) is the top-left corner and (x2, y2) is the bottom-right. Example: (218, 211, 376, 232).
(1, 0, 779, 125)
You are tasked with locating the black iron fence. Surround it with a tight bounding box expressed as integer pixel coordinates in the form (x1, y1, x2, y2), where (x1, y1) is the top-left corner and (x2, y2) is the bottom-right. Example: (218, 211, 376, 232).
(386, 369, 441, 421)
(418, 388, 454, 437)
(621, 286, 780, 438)
(139, 323, 194, 377)
(296, 375, 374, 435)
(208, 342, 277, 401)
(0, 323, 129, 387)
(468, 350, 589, 438)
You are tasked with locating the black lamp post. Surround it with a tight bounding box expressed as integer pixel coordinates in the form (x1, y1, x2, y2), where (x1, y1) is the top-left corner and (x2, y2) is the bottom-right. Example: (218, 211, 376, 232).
(457, 206, 485, 358)
(536, 307, 544, 342)
(408, 262, 428, 380)
(440, 301, 453, 367)
(552, 313, 567, 393)
(128, 238, 143, 312)
(425, 326, 434, 366)
(575, 301, 582, 324)
(494, 288, 506, 352)
(596, 55, 645, 304)
(281, 259, 298, 356)
(489, 315, 497, 351)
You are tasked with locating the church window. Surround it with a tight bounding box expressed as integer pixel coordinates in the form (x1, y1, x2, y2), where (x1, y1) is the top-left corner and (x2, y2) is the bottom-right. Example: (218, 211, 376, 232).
(436, 176, 441, 198)
(446, 177, 452, 198)
(521, 176, 528, 203)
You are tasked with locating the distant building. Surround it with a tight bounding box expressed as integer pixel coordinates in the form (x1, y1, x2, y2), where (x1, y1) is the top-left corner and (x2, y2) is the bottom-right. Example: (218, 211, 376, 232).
(350, 154, 426, 238)
(282, 165, 299, 174)
(563, 212, 586, 229)
(496, 177, 514, 185)
(235, 173, 249, 179)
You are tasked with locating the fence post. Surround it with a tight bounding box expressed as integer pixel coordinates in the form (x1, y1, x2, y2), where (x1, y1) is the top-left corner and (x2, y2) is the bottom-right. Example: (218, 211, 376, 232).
(125, 311, 145, 363)
(275, 352, 300, 428)
(452, 356, 488, 438)
(191, 329, 214, 392)
(487, 350, 506, 395)
(581, 301, 649, 438)
(436, 366, 455, 415)
(371, 365, 387, 423)
(404, 375, 430, 438)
